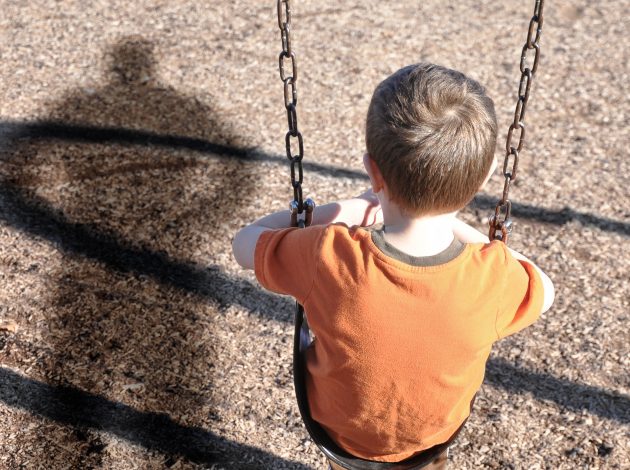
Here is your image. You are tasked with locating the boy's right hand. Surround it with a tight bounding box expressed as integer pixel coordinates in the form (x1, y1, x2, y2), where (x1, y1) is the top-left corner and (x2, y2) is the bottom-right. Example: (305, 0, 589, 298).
(355, 189, 383, 227)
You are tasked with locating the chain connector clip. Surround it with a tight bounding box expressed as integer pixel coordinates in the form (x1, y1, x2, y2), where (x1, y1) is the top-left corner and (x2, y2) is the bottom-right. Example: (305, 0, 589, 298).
(290, 198, 316, 228)
(488, 216, 513, 244)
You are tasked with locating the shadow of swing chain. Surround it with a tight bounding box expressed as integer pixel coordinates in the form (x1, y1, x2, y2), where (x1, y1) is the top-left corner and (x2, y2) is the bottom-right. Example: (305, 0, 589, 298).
(0, 119, 627, 237)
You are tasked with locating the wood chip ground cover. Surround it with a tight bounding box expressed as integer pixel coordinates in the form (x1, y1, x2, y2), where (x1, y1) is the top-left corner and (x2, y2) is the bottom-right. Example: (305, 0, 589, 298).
(0, 1, 628, 469)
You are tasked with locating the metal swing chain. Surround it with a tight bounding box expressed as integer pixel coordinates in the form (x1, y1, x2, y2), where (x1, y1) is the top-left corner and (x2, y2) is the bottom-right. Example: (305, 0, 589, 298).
(277, 0, 314, 228)
(489, 0, 545, 244)
(276, 3, 316, 435)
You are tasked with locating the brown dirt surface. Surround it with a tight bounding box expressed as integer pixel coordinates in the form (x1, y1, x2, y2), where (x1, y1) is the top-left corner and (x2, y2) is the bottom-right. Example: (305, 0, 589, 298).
(0, 1, 628, 469)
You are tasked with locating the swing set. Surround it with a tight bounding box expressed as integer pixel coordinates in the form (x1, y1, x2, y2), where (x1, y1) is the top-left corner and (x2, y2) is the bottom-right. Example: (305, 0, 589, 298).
(273, 1, 547, 469)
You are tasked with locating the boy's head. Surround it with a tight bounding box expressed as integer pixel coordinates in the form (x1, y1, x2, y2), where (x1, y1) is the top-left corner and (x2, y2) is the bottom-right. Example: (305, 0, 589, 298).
(365, 63, 497, 216)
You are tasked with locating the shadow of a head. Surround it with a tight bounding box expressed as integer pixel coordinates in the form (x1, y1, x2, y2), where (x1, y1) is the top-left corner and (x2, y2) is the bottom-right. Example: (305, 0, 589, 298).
(108, 36, 157, 86)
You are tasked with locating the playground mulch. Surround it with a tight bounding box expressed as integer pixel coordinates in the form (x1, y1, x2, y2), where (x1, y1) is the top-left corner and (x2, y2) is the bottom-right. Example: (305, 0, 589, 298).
(0, 0, 628, 469)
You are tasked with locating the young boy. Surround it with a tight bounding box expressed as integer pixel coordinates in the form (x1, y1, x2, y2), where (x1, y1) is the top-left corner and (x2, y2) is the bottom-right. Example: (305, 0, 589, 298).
(232, 63, 554, 468)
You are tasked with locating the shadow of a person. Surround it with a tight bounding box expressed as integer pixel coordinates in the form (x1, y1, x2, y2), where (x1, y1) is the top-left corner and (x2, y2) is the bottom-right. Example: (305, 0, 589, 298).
(0, 35, 294, 468)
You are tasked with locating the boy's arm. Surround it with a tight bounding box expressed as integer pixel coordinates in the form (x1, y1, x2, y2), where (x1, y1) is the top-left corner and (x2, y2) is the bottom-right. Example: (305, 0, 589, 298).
(453, 218, 555, 313)
(232, 189, 382, 270)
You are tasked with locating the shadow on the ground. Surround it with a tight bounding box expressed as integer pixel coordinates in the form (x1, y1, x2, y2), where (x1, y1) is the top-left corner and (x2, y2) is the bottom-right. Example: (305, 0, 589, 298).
(0, 182, 291, 319)
(485, 358, 630, 424)
(0, 35, 282, 468)
(0, 367, 311, 469)
(0, 165, 628, 429)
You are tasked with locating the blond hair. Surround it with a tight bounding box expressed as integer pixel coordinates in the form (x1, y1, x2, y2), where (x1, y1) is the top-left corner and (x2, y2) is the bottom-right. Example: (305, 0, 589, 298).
(366, 63, 497, 215)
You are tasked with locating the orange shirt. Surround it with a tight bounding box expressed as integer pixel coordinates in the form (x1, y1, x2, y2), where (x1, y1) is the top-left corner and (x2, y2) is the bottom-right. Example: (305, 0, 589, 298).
(255, 223, 544, 462)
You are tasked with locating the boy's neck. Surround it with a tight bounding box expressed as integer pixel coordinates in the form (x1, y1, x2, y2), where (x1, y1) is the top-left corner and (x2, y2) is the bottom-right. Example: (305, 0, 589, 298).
(380, 202, 457, 257)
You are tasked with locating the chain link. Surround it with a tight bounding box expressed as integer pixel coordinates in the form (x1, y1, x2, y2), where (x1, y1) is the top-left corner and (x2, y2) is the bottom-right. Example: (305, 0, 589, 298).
(277, 0, 313, 227)
(489, 0, 545, 243)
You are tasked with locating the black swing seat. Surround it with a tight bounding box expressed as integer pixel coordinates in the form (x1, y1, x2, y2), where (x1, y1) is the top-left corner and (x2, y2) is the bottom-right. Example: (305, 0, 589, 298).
(293, 304, 466, 470)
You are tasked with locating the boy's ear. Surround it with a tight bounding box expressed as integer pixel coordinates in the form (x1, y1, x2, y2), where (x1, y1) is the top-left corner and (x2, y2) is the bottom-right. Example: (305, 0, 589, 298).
(363, 153, 385, 193)
(480, 157, 498, 190)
